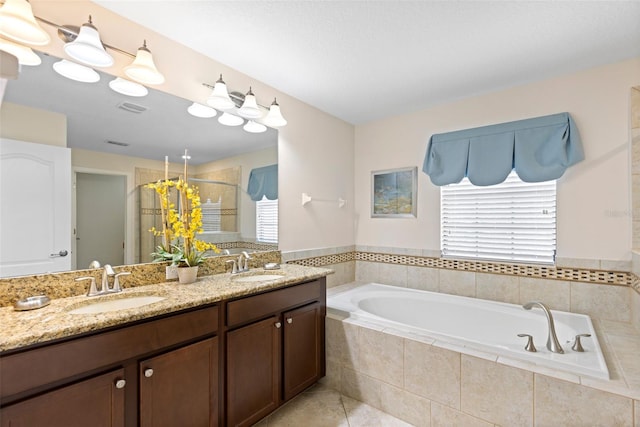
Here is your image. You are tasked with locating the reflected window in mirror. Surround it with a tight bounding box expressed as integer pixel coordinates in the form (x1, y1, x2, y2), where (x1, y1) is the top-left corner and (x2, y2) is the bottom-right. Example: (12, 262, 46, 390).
(256, 196, 278, 244)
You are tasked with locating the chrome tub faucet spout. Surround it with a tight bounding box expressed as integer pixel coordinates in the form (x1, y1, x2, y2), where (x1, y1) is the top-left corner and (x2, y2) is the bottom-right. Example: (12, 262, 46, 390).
(522, 301, 564, 354)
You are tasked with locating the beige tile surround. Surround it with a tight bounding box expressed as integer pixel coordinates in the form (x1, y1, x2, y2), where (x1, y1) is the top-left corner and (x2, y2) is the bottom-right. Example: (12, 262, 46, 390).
(325, 313, 640, 427)
(283, 246, 640, 425)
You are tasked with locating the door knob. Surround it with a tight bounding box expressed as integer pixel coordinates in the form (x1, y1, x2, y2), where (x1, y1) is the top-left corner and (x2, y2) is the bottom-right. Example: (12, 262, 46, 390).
(275, 322, 282, 329)
(144, 368, 154, 378)
(50, 250, 68, 257)
(286, 318, 293, 324)
(115, 379, 126, 389)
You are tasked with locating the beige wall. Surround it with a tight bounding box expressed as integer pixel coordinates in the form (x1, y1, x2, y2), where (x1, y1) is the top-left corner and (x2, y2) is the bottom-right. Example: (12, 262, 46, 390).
(0, 102, 66, 146)
(355, 58, 640, 263)
(29, 0, 355, 254)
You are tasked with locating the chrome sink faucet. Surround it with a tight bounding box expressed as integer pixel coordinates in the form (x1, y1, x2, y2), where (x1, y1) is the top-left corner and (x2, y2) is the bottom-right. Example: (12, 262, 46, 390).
(75, 264, 130, 296)
(238, 251, 252, 272)
(522, 301, 564, 354)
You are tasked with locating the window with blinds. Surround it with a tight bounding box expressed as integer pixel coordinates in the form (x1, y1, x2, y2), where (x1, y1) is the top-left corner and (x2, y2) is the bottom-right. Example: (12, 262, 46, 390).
(256, 196, 278, 244)
(440, 170, 556, 264)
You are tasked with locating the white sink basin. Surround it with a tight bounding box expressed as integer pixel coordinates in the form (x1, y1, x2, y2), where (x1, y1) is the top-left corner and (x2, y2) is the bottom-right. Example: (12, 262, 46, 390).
(232, 274, 284, 283)
(67, 296, 166, 314)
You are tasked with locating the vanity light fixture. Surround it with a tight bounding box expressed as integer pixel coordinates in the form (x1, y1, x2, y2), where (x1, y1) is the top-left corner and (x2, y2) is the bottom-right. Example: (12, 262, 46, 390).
(0, 36, 40, 65)
(108, 77, 148, 97)
(0, 0, 50, 46)
(237, 87, 262, 119)
(63, 15, 113, 68)
(52, 59, 99, 83)
(218, 112, 244, 127)
(243, 120, 267, 133)
(124, 40, 164, 85)
(263, 98, 287, 127)
(187, 102, 217, 118)
(206, 74, 235, 110)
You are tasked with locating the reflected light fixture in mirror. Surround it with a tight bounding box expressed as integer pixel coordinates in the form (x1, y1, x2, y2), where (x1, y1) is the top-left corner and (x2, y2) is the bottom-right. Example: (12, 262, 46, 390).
(0, 36, 41, 65)
(108, 77, 148, 97)
(63, 15, 113, 68)
(263, 98, 287, 127)
(218, 112, 244, 126)
(237, 87, 262, 119)
(124, 40, 164, 85)
(0, 0, 50, 46)
(243, 120, 267, 133)
(53, 59, 100, 83)
(207, 74, 235, 110)
(187, 102, 217, 118)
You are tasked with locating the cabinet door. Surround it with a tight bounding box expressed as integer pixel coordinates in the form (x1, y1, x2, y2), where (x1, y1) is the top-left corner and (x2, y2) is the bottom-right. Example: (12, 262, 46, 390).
(1, 368, 125, 427)
(140, 337, 218, 427)
(283, 302, 323, 401)
(226, 316, 281, 427)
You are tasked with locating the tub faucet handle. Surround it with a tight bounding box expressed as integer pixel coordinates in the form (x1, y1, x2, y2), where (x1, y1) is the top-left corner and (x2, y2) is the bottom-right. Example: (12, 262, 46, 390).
(571, 334, 591, 352)
(517, 334, 537, 352)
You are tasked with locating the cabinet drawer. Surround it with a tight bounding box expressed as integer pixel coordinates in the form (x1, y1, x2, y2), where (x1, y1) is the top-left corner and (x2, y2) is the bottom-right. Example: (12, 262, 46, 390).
(227, 280, 322, 328)
(1, 305, 219, 401)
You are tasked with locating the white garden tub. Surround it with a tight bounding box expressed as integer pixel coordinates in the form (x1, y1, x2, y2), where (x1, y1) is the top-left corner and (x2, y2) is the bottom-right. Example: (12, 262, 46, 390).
(328, 283, 609, 380)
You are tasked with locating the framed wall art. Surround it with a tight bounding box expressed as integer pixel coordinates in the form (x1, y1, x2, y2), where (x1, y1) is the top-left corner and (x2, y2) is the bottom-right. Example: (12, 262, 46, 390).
(371, 167, 417, 218)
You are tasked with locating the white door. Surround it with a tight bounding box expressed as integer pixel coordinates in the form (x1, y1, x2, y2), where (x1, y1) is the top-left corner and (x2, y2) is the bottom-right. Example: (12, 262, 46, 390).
(0, 138, 72, 277)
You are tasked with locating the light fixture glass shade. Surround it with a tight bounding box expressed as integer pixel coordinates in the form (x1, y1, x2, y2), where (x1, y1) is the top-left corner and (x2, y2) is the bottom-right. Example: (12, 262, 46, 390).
(0, 36, 40, 65)
(52, 59, 100, 83)
(206, 74, 235, 110)
(218, 112, 244, 127)
(0, 0, 50, 46)
(63, 17, 113, 67)
(263, 98, 287, 127)
(237, 87, 262, 119)
(187, 102, 217, 118)
(108, 77, 148, 97)
(123, 41, 164, 85)
(243, 120, 267, 133)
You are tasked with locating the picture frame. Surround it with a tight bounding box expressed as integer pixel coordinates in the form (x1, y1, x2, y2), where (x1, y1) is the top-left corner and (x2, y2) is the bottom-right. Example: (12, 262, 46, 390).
(371, 167, 417, 218)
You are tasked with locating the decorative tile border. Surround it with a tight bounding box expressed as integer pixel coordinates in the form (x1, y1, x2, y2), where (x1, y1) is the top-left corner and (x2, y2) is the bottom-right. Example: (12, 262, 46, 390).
(287, 252, 355, 267)
(287, 250, 636, 288)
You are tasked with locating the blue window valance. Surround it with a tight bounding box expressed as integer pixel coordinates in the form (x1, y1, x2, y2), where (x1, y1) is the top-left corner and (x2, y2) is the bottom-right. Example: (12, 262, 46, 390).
(422, 112, 584, 186)
(247, 164, 278, 201)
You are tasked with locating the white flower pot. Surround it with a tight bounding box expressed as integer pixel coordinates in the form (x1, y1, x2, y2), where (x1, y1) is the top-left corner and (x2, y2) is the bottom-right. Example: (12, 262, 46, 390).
(177, 266, 198, 284)
(166, 265, 178, 280)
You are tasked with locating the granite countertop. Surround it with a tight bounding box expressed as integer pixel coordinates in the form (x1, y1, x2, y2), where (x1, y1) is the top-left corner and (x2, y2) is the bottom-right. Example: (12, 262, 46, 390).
(0, 264, 332, 353)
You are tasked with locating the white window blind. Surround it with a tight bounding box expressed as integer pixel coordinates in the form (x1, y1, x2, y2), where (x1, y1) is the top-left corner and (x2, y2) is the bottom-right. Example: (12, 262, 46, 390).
(256, 197, 278, 244)
(441, 171, 556, 264)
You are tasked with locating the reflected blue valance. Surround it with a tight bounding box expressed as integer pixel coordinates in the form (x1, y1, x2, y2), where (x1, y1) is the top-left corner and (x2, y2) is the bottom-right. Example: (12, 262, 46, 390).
(247, 164, 278, 201)
(422, 112, 584, 186)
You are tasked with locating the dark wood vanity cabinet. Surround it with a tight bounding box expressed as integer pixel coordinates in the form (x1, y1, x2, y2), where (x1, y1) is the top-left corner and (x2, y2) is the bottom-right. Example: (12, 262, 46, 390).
(0, 276, 327, 427)
(0, 305, 220, 427)
(225, 278, 326, 427)
(0, 368, 126, 427)
(139, 337, 219, 427)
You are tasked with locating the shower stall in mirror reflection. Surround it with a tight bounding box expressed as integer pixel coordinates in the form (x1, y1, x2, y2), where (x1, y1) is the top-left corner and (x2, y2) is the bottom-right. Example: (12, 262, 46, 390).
(138, 177, 240, 263)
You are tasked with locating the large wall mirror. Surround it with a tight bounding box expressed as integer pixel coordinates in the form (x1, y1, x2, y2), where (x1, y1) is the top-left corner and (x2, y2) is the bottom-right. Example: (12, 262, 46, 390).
(1, 52, 278, 277)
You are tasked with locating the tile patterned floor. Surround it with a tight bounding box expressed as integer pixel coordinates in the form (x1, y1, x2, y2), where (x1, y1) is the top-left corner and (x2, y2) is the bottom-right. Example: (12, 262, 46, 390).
(253, 384, 412, 427)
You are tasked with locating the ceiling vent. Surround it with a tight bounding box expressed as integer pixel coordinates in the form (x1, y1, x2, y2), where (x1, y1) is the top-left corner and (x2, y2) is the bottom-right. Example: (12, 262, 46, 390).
(117, 101, 147, 114)
(106, 140, 129, 147)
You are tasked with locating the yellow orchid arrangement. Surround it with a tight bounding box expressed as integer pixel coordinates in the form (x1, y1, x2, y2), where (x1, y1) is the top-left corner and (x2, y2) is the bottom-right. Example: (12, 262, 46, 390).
(146, 161, 219, 267)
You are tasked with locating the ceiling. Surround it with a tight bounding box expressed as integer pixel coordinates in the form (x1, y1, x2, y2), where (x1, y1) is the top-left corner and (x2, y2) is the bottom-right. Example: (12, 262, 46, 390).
(93, 0, 640, 125)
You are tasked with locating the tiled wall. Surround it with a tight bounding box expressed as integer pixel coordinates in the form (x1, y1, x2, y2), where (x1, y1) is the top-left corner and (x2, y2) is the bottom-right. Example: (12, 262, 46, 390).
(324, 317, 639, 426)
(286, 245, 638, 323)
